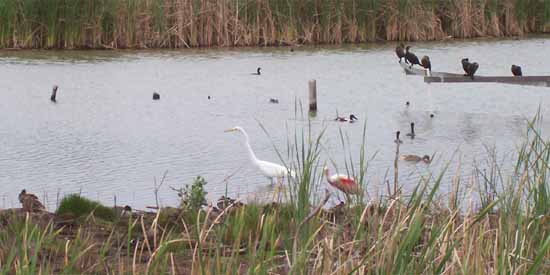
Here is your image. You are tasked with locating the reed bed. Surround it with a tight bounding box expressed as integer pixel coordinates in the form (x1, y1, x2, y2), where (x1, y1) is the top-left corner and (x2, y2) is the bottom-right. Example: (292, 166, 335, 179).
(0, 0, 548, 49)
(2, 116, 550, 274)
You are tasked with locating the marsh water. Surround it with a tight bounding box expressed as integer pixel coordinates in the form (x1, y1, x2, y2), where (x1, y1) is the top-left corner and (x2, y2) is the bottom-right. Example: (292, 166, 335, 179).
(1, 37, 550, 209)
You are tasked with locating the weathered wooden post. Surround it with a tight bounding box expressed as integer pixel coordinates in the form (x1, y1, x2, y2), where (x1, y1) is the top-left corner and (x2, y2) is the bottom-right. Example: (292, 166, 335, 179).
(308, 80, 317, 112)
(50, 85, 58, 102)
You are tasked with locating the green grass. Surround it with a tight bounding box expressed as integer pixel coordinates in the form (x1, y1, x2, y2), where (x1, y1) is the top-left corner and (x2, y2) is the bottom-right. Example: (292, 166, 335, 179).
(56, 194, 115, 221)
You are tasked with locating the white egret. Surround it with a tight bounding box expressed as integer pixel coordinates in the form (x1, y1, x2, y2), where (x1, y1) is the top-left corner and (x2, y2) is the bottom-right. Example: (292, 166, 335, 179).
(225, 126, 294, 184)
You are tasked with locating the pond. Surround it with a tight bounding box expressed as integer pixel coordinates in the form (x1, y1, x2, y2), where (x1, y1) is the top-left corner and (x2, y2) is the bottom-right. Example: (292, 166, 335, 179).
(1, 37, 550, 209)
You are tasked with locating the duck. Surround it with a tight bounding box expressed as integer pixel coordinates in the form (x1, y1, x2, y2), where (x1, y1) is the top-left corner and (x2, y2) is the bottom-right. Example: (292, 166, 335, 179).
(406, 101, 410, 107)
(335, 114, 358, 122)
(405, 46, 421, 69)
(152, 92, 160, 100)
(395, 43, 406, 63)
(18, 189, 46, 212)
(400, 154, 431, 164)
(420, 56, 431, 76)
(252, 67, 261, 75)
(394, 131, 403, 144)
(511, 65, 522, 76)
(461, 58, 479, 79)
(269, 98, 279, 104)
(406, 122, 415, 138)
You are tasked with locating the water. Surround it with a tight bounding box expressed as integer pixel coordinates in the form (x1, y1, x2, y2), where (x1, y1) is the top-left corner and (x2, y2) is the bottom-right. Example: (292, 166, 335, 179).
(1, 37, 550, 209)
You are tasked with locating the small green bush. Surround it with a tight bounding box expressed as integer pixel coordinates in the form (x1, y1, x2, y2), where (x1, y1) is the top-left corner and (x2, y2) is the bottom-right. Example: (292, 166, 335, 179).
(56, 194, 115, 221)
(175, 176, 208, 210)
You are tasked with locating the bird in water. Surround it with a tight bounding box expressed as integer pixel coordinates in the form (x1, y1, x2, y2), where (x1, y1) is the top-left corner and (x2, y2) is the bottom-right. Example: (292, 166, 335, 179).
(406, 101, 410, 107)
(252, 67, 261, 75)
(269, 98, 279, 104)
(335, 114, 358, 122)
(225, 126, 295, 185)
(18, 189, 46, 212)
(511, 65, 522, 76)
(405, 46, 421, 69)
(394, 131, 403, 144)
(323, 166, 362, 195)
(153, 92, 160, 100)
(400, 154, 431, 164)
(406, 122, 415, 138)
(461, 58, 479, 79)
(420, 56, 432, 76)
(395, 43, 406, 63)
(208, 95, 211, 100)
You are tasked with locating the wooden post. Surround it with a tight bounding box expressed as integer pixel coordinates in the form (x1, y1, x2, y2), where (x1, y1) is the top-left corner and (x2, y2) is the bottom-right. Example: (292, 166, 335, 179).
(308, 80, 317, 112)
(50, 85, 58, 102)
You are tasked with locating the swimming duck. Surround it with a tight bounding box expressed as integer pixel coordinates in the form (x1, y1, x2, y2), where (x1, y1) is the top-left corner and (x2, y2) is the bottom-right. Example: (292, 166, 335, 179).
(335, 114, 358, 122)
(420, 56, 431, 76)
(269, 98, 279, 104)
(153, 92, 160, 100)
(252, 67, 261, 75)
(461, 58, 479, 79)
(405, 46, 421, 69)
(406, 101, 410, 107)
(395, 43, 406, 63)
(406, 122, 415, 138)
(511, 65, 522, 76)
(394, 131, 403, 144)
(18, 189, 46, 212)
(400, 154, 431, 164)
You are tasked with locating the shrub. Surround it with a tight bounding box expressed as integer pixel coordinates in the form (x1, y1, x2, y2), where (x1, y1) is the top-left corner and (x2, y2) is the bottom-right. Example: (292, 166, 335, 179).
(56, 194, 115, 221)
(175, 176, 208, 211)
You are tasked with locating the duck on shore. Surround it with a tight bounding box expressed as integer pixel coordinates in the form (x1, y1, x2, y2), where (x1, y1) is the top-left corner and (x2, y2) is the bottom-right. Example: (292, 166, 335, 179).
(18, 189, 46, 212)
(405, 46, 421, 69)
(400, 154, 431, 164)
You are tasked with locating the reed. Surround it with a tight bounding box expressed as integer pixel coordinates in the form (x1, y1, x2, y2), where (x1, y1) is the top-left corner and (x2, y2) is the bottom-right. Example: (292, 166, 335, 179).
(0, 0, 548, 49)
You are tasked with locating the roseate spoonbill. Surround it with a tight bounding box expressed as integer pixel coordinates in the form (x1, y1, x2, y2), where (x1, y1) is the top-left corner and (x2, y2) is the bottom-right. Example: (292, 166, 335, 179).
(323, 166, 362, 195)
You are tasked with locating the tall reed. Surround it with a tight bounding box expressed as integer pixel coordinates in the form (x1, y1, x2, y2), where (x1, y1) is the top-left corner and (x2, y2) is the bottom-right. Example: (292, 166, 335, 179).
(0, 0, 548, 49)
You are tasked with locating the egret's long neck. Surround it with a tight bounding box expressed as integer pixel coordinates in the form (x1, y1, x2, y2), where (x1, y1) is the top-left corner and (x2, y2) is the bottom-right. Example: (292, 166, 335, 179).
(241, 130, 258, 163)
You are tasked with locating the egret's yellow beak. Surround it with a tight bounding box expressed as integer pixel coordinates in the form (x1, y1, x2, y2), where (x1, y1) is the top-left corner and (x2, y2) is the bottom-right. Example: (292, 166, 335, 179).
(224, 128, 237, 133)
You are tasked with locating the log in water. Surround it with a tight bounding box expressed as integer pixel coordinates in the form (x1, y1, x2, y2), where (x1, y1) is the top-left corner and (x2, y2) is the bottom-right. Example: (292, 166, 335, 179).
(424, 75, 550, 87)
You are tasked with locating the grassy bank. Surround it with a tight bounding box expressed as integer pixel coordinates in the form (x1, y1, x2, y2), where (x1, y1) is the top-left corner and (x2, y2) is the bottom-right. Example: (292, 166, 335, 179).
(2, 118, 550, 274)
(0, 0, 549, 49)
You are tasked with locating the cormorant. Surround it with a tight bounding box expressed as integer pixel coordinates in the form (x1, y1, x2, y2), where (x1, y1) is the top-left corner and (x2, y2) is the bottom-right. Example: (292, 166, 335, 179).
(420, 56, 431, 76)
(511, 65, 522, 76)
(395, 43, 406, 63)
(405, 46, 420, 69)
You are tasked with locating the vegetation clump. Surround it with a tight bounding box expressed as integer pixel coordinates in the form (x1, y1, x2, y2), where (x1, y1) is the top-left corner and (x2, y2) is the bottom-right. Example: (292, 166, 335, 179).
(56, 194, 115, 221)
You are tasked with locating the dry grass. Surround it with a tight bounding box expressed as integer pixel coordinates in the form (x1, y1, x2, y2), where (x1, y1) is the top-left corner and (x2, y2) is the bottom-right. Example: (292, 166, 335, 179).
(0, 0, 548, 49)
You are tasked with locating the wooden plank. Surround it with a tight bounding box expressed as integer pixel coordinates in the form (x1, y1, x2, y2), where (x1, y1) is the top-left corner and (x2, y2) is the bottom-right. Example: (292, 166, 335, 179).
(399, 62, 463, 77)
(424, 75, 550, 87)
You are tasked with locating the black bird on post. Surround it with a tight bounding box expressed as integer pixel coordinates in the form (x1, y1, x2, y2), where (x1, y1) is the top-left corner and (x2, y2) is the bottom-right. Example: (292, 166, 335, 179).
(406, 122, 416, 138)
(511, 65, 522, 76)
(420, 56, 431, 76)
(153, 92, 160, 100)
(461, 58, 479, 80)
(395, 43, 406, 63)
(50, 85, 58, 102)
(394, 131, 403, 144)
(405, 46, 420, 69)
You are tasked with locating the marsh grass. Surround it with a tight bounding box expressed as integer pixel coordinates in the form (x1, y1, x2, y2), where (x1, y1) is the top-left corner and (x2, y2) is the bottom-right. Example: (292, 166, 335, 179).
(3, 113, 550, 273)
(0, 0, 548, 49)
(56, 194, 115, 221)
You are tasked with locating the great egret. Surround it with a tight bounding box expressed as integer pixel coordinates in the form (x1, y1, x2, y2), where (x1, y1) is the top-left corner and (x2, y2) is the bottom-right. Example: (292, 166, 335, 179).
(400, 155, 431, 164)
(225, 126, 294, 184)
(323, 166, 362, 195)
